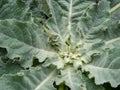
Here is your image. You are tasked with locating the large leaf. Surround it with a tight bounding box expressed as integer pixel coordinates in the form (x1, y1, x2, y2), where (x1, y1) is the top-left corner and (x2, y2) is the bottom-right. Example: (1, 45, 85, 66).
(46, 0, 94, 43)
(56, 66, 105, 90)
(0, 19, 56, 68)
(82, 38, 120, 88)
(0, 66, 57, 90)
(0, 0, 32, 21)
(82, 1, 120, 87)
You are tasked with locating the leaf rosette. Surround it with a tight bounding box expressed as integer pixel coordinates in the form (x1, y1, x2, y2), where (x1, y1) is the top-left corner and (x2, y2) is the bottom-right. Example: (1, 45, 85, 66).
(0, 0, 120, 90)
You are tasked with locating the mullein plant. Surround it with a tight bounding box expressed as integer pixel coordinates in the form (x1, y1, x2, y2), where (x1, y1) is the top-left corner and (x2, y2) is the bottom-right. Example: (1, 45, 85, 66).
(0, 0, 120, 90)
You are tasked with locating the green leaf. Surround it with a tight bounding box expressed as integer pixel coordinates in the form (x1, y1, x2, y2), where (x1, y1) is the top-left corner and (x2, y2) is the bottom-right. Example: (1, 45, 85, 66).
(56, 66, 105, 90)
(0, 0, 32, 21)
(83, 38, 120, 87)
(0, 66, 57, 90)
(78, 0, 120, 88)
(83, 18, 120, 87)
(46, 0, 94, 43)
(0, 19, 56, 68)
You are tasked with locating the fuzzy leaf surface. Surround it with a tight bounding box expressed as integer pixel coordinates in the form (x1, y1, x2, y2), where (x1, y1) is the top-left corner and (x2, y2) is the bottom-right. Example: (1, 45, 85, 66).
(56, 66, 105, 90)
(0, 66, 57, 90)
(0, 19, 56, 67)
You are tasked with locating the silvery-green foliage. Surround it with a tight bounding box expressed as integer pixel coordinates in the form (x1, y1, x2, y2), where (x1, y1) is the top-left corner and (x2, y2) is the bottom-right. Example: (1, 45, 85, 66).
(0, 0, 120, 90)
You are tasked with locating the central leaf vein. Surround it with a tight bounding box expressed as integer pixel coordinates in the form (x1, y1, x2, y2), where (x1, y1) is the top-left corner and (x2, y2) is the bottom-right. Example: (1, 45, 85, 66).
(68, 0, 72, 32)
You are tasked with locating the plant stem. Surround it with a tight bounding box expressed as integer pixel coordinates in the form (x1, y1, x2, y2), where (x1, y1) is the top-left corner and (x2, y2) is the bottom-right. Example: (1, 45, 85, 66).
(109, 3, 120, 13)
(58, 83, 64, 90)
